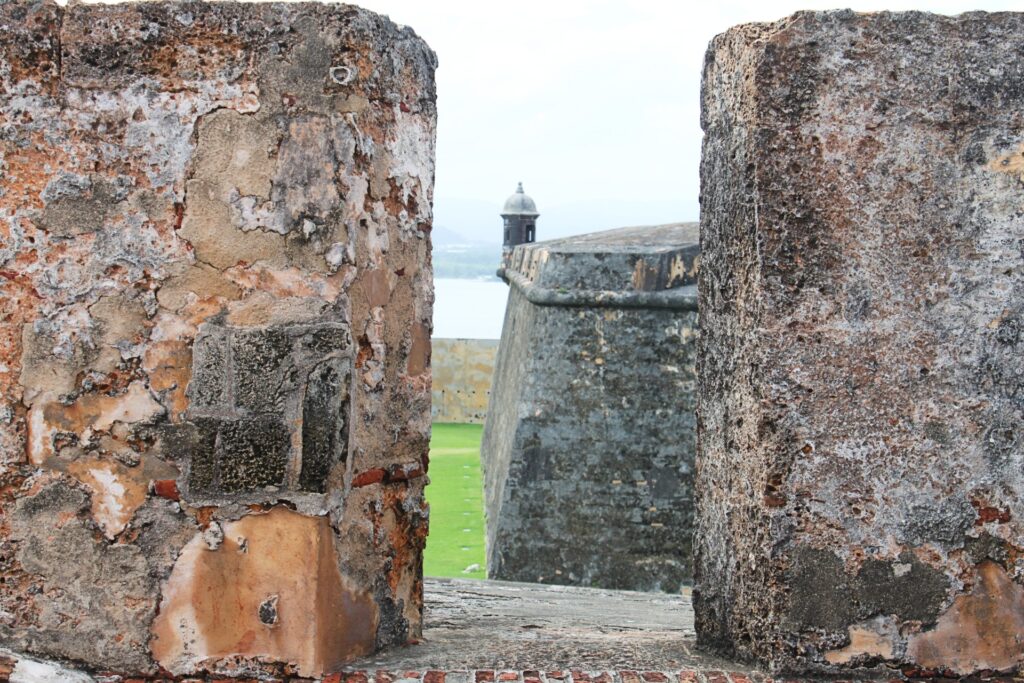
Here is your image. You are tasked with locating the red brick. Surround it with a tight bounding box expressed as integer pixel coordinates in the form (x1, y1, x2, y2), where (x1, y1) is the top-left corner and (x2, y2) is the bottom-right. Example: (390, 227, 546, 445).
(497, 674, 520, 682)
(151, 479, 180, 501)
(388, 462, 425, 482)
(476, 672, 496, 683)
(678, 673, 699, 683)
(352, 468, 387, 487)
(641, 674, 668, 683)
(424, 671, 446, 683)
(619, 672, 642, 683)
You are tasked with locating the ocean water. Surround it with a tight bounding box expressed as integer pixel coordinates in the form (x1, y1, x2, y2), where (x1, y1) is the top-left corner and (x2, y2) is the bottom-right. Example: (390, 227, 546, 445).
(433, 278, 508, 340)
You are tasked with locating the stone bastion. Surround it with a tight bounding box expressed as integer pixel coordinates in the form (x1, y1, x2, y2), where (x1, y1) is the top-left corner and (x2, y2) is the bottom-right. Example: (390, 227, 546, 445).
(482, 224, 699, 593)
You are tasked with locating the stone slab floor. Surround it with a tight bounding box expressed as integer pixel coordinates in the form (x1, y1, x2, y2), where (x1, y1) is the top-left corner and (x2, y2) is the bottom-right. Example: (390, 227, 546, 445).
(355, 578, 743, 673)
(5, 579, 962, 681)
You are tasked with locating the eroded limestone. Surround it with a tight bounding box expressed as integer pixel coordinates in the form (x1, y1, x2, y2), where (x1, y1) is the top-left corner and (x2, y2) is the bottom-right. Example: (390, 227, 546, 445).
(0, 1, 434, 676)
(697, 10, 1024, 677)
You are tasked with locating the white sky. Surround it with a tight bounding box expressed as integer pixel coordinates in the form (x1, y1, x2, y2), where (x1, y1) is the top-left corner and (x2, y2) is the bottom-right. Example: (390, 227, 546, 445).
(353, 0, 1021, 239)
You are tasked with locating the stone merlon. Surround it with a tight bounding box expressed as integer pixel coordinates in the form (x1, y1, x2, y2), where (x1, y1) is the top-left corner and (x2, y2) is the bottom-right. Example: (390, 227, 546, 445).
(0, 1, 435, 677)
(696, 9, 1024, 678)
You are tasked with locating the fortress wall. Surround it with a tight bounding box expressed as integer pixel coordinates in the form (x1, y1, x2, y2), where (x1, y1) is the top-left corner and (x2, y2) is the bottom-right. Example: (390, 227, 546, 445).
(696, 10, 1024, 677)
(0, 2, 435, 677)
(431, 338, 499, 424)
(481, 224, 699, 593)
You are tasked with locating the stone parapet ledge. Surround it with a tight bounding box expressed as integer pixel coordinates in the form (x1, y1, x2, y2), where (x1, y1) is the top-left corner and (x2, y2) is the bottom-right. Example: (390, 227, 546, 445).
(497, 266, 697, 311)
(498, 224, 700, 311)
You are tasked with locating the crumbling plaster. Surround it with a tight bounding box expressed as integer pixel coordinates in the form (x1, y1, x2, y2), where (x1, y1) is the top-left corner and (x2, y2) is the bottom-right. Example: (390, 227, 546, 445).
(0, 1, 436, 677)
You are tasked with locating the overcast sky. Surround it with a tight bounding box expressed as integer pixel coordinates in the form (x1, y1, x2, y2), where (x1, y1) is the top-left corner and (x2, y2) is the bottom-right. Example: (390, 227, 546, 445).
(351, 0, 1020, 241)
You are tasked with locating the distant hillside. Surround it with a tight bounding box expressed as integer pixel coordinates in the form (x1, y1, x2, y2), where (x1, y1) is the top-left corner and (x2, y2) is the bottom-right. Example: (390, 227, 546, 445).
(433, 198, 503, 246)
(433, 241, 501, 281)
(432, 224, 491, 248)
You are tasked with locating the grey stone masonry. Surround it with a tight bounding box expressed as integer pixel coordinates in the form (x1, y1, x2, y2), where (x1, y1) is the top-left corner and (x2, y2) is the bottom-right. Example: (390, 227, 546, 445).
(483, 224, 699, 593)
(697, 10, 1024, 679)
(176, 321, 351, 499)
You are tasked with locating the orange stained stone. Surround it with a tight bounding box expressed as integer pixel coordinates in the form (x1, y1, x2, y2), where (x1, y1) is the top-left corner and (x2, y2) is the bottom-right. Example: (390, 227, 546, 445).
(151, 506, 378, 677)
(142, 340, 192, 423)
(908, 560, 1024, 674)
(30, 381, 164, 465)
(406, 322, 430, 377)
(67, 456, 150, 539)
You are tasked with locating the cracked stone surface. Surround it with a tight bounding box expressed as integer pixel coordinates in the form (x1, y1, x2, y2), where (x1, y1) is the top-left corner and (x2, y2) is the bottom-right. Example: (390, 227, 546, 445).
(0, 1, 435, 677)
(697, 9, 1024, 678)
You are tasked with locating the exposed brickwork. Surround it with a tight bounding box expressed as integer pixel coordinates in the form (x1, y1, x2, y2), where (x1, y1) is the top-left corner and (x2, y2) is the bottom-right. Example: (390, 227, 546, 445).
(0, 665, 841, 683)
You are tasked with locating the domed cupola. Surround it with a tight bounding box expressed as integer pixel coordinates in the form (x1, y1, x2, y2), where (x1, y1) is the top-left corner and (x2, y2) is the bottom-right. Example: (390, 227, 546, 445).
(500, 182, 539, 249)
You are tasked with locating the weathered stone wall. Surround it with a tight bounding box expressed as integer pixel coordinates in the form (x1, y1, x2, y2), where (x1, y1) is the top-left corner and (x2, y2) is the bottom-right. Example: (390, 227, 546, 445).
(431, 338, 498, 424)
(482, 224, 699, 593)
(0, 1, 435, 677)
(696, 10, 1024, 677)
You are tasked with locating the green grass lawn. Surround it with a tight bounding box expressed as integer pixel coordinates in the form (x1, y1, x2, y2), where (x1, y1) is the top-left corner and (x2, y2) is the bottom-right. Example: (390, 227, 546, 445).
(424, 423, 487, 580)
